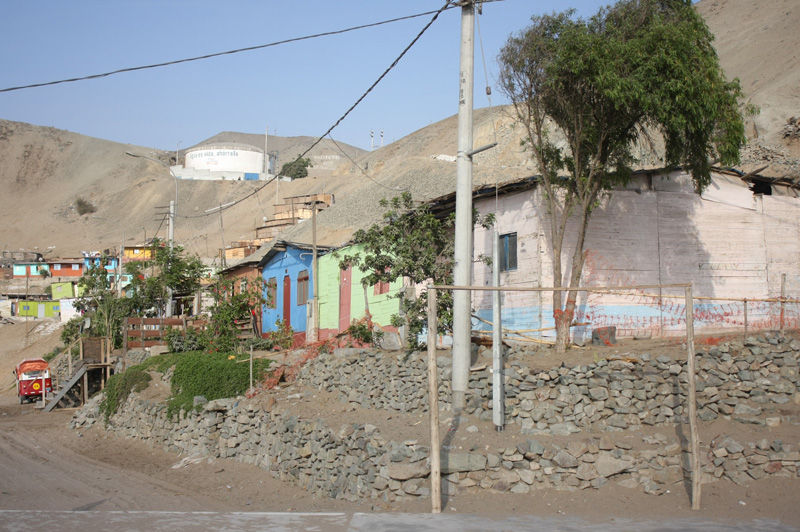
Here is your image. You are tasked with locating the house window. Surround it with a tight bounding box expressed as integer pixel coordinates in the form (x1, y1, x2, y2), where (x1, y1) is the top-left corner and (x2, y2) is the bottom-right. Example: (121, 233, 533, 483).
(296, 270, 309, 305)
(499, 232, 518, 272)
(239, 279, 247, 294)
(266, 277, 277, 309)
(53, 264, 62, 271)
(72, 264, 80, 270)
(373, 268, 391, 295)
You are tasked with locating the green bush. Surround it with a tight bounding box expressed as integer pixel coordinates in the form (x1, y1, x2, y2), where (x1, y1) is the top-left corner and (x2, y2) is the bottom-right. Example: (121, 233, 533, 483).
(346, 318, 384, 345)
(75, 197, 97, 215)
(99, 367, 152, 422)
(165, 327, 208, 352)
(167, 351, 271, 417)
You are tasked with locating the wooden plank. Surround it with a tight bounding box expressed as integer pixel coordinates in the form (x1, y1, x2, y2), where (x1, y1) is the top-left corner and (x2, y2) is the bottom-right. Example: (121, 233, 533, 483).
(126, 340, 166, 348)
(127, 317, 184, 326)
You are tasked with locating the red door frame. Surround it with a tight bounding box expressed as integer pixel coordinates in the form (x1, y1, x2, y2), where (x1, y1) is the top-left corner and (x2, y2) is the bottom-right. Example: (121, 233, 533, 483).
(338, 266, 352, 332)
(282, 275, 292, 326)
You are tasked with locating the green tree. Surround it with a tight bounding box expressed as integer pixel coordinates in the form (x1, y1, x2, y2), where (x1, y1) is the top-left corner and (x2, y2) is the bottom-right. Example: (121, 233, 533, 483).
(279, 155, 312, 179)
(205, 276, 266, 352)
(124, 239, 205, 316)
(75, 261, 129, 346)
(498, 0, 745, 351)
(341, 192, 493, 347)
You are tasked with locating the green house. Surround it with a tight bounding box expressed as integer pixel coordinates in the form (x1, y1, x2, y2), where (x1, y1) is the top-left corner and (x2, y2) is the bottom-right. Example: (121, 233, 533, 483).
(15, 300, 61, 318)
(50, 282, 75, 300)
(317, 244, 403, 339)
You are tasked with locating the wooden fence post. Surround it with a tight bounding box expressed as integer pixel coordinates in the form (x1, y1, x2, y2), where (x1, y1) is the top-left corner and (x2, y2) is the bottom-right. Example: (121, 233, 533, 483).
(122, 317, 128, 371)
(427, 286, 441, 514)
(743, 299, 748, 339)
(686, 285, 701, 510)
(780, 273, 786, 332)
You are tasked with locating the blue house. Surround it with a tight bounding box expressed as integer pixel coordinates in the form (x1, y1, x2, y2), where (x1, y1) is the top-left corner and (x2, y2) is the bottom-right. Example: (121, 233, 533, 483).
(258, 240, 332, 342)
(82, 253, 119, 273)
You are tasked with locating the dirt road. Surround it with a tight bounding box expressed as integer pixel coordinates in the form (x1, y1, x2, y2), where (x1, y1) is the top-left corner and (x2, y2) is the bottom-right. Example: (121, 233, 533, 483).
(1, 320, 799, 530)
(0, 396, 374, 514)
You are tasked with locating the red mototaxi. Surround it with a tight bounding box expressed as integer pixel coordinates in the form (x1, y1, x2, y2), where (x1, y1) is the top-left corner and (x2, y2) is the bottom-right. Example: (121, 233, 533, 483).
(13, 358, 53, 404)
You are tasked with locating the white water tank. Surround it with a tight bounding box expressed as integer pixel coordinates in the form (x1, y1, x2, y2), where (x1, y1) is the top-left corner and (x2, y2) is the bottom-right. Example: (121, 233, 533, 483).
(185, 143, 264, 173)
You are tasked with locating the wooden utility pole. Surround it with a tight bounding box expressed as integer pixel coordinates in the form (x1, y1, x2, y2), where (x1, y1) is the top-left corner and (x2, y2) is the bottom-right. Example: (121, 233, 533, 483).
(686, 285, 701, 510)
(218, 204, 227, 269)
(780, 273, 787, 331)
(166, 200, 175, 317)
(427, 286, 441, 513)
(310, 201, 319, 342)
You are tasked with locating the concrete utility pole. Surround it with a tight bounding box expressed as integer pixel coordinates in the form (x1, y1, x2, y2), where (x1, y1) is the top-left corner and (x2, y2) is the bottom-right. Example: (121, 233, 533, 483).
(452, 0, 475, 411)
(124, 151, 178, 316)
(492, 230, 504, 430)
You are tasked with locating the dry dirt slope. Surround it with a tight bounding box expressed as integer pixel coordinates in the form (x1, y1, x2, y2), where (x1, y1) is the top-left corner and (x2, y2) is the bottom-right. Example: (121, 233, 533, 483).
(696, 0, 800, 150)
(1, 0, 798, 258)
(0, 120, 366, 259)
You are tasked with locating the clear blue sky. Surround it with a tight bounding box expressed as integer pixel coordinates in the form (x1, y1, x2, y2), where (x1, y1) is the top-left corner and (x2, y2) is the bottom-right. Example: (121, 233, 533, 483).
(0, 1, 610, 152)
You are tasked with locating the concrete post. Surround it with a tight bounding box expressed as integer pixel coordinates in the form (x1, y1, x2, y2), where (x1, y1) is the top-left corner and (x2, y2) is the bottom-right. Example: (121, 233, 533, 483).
(492, 230, 504, 431)
(451, 0, 475, 411)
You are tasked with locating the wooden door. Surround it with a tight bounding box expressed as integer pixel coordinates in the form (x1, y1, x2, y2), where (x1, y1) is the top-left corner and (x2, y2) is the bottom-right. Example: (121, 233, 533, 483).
(282, 275, 291, 326)
(338, 266, 352, 332)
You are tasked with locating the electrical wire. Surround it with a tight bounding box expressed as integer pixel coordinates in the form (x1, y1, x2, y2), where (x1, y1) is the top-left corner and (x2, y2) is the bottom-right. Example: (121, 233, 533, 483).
(475, 3, 500, 212)
(0, 8, 454, 94)
(178, 0, 453, 219)
(326, 134, 408, 192)
(149, 213, 167, 244)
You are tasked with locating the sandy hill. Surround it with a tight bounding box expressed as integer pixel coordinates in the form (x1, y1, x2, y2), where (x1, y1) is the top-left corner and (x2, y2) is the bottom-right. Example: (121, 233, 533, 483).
(1, 1, 798, 261)
(0, 119, 366, 260)
(696, 0, 800, 174)
(696, 0, 800, 145)
(190, 132, 365, 179)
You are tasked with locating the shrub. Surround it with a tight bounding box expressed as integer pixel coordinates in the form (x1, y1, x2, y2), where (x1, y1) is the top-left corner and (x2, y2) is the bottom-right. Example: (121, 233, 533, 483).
(166, 350, 271, 416)
(345, 318, 384, 345)
(75, 197, 97, 215)
(165, 327, 208, 353)
(99, 367, 151, 422)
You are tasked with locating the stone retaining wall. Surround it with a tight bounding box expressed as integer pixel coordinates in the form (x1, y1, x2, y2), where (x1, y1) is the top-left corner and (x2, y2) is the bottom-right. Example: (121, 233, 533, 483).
(299, 335, 800, 435)
(71, 333, 800, 501)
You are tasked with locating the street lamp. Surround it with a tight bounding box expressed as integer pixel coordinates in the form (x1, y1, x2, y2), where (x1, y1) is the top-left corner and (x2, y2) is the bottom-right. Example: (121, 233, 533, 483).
(125, 151, 179, 317)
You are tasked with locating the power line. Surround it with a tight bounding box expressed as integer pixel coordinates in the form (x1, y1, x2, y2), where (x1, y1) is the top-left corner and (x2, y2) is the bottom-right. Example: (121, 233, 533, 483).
(327, 133, 408, 192)
(0, 8, 455, 94)
(179, 0, 453, 219)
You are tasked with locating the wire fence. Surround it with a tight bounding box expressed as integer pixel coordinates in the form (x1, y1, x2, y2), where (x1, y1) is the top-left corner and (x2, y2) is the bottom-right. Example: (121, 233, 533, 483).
(424, 282, 729, 513)
(469, 281, 799, 345)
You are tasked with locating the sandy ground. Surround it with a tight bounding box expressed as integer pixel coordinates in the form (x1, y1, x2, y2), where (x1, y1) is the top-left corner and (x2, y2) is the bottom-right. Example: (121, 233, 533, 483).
(1, 319, 799, 529)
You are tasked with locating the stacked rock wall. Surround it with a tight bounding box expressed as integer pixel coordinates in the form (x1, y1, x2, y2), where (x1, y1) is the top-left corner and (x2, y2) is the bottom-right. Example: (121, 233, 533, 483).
(300, 336, 800, 434)
(71, 334, 800, 501)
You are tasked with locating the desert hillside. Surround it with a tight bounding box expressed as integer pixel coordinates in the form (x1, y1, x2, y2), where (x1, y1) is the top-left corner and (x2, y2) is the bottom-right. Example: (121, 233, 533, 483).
(1, 0, 798, 259)
(0, 119, 366, 259)
(696, 0, 800, 174)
